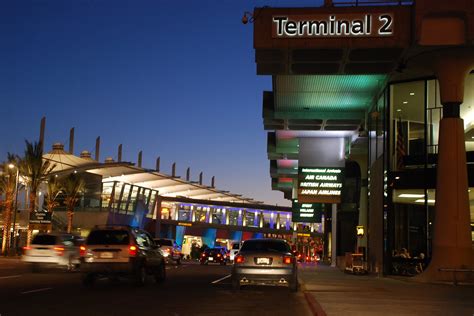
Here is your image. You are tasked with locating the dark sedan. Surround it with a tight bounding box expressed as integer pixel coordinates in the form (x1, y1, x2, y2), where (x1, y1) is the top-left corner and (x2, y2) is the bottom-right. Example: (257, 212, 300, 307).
(231, 238, 298, 292)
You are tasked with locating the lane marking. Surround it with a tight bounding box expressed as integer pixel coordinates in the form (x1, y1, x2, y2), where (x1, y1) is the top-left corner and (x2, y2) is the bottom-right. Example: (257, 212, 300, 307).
(0, 275, 22, 280)
(211, 274, 231, 284)
(21, 287, 52, 295)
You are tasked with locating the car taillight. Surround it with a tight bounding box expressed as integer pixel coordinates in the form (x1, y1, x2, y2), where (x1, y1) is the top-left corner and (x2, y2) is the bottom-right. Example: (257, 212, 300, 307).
(235, 255, 245, 264)
(22, 246, 31, 254)
(79, 246, 87, 257)
(54, 247, 65, 256)
(306, 256, 310, 261)
(201, 253, 206, 257)
(166, 248, 171, 253)
(283, 256, 293, 264)
(217, 253, 221, 257)
(129, 245, 137, 256)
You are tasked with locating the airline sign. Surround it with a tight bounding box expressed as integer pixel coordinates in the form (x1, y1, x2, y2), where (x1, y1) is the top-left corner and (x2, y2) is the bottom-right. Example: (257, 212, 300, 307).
(298, 167, 344, 203)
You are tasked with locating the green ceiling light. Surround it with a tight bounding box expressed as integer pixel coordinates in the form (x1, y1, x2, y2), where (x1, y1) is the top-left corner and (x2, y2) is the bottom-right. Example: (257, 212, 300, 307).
(274, 74, 388, 113)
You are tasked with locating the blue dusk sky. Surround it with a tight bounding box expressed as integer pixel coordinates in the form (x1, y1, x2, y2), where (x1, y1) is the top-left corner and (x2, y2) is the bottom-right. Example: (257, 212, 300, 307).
(2, 0, 323, 206)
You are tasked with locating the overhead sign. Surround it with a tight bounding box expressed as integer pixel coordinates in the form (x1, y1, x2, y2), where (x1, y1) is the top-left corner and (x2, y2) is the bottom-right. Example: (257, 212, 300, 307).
(298, 167, 344, 203)
(292, 200, 323, 223)
(272, 13, 393, 38)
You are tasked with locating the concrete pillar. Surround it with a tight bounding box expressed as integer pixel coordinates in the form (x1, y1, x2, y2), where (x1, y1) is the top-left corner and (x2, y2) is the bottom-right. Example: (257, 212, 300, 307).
(276, 212, 280, 229)
(270, 212, 275, 229)
(418, 50, 474, 283)
(191, 205, 195, 222)
(331, 204, 337, 267)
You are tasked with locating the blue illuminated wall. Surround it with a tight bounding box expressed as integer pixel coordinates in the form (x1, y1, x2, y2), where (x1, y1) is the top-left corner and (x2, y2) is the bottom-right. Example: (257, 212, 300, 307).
(230, 231, 242, 242)
(202, 228, 217, 248)
(175, 226, 185, 246)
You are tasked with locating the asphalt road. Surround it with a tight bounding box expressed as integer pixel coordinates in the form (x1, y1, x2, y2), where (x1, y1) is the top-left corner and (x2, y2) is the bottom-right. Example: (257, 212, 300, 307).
(0, 260, 311, 316)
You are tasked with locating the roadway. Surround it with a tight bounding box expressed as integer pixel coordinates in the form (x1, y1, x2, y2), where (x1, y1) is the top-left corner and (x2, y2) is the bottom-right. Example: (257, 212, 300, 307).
(0, 259, 312, 316)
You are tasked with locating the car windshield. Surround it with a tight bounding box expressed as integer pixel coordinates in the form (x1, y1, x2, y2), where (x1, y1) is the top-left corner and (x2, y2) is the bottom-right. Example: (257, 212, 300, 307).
(87, 230, 130, 245)
(32, 234, 57, 245)
(240, 240, 290, 253)
(156, 239, 173, 246)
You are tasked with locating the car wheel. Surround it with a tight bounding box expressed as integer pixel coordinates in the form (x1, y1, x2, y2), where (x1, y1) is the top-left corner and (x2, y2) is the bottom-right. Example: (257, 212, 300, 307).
(82, 273, 95, 287)
(155, 262, 166, 284)
(135, 264, 147, 286)
(231, 275, 240, 291)
(31, 263, 40, 273)
(289, 274, 298, 292)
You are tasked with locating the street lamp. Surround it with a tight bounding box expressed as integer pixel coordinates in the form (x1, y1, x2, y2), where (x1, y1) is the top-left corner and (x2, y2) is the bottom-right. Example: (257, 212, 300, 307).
(8, 164, 19, 255)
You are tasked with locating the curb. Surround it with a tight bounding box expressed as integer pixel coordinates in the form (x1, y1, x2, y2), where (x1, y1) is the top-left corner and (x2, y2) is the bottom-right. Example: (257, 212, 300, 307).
(299, 278, 327, 316)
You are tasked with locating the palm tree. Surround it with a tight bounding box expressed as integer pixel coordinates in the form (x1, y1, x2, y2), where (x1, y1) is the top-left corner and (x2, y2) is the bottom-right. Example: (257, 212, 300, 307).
(19, 140, 55, 245)
(1, 154, 19, 255)
(44, 175, 62, 215)
(61, 173, 85, 234)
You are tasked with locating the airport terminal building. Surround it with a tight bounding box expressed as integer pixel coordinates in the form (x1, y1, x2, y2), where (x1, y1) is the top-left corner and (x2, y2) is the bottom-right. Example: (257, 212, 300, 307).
(250, 0, 474, 280)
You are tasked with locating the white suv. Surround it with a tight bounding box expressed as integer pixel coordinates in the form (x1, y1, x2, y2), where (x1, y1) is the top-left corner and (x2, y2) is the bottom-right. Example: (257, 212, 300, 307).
(22, 232, 83, 272)
(80, 226, 166, 286)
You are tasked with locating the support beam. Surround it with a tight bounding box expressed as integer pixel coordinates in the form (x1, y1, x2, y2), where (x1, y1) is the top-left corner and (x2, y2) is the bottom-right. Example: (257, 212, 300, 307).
(39, 117, 46, 151)
(95, 137, 100, 162)
(69, 128, 74, 154)
(118, 144, 122, 162)
(156, 157, 160, 172)
(138, 151, 143, 168)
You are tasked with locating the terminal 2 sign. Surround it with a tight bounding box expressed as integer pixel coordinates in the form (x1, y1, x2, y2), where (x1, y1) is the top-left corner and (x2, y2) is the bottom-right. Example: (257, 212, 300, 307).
(298, 167, 344, 203)
(272, 13, 393, 38)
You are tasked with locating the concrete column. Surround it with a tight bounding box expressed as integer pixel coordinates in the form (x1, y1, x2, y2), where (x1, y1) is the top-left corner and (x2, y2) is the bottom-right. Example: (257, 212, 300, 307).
(276, 212, 280, 229)
(154, 196, 162, 238)
(270, 212, 275, 229)
(418, 50, 474, 282)
(331, 204, 337, 267)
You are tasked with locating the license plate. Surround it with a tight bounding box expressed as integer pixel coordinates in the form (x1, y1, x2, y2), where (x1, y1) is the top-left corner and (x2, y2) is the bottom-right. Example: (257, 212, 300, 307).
(100, 252, 114, 259)
(257, 257, 270, 265)
(208, 257, 214, 261)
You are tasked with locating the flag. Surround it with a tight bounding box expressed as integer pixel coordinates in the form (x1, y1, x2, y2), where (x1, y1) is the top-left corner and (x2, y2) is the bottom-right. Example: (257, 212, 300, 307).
(396, 118, 406, 170)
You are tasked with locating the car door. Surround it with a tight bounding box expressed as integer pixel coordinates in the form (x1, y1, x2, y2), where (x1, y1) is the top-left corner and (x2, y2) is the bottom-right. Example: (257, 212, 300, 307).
(136, 230, 161, 268)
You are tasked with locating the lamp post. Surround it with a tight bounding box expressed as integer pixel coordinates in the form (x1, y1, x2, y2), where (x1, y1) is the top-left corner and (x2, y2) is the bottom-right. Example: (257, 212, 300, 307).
(8, 164, 19, 256)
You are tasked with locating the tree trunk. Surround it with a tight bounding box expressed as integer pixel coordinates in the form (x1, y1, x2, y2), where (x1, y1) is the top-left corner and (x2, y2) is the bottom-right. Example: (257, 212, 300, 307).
(67, 208, 74, 234)
(1, 199, 13, 256)
(26, 191, 36, 247)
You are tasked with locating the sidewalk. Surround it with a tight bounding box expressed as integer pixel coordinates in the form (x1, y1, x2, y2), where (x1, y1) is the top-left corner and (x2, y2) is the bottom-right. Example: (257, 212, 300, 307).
(298, 263, 474, 316)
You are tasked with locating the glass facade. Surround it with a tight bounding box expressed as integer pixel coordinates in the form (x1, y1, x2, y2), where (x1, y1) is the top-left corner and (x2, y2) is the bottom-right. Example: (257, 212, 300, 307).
(374, 74, 474, 274)
(96, 181, 320, 237)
